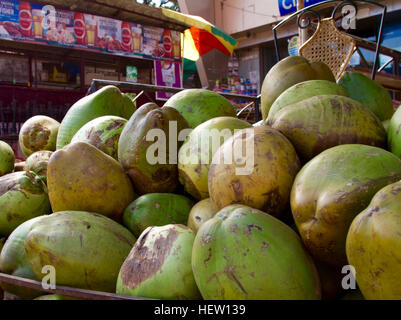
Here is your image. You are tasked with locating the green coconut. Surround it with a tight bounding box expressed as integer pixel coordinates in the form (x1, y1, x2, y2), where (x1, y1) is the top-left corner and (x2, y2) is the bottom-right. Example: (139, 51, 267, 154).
(0, 216, 46, 299)
(164, 89, 237, 128)
(268, 95, 387, 163)
(0, 141, 14, 176)
(208, 126, 301, 217)
(71, 116, 127, 160)
(47, 142, 136, 222)
(0, 171, 51, 237)
(19, 115, 60, 157)
(291, 144, 401, 268)
(118, 103, 190, 195)
(56, 85, 136, 149)
(117, 224, 201, 299)
(346, 181, 401, 299)
(24, 211, 136, 293)
(178, 117, 252, 200)
(387, 106, 401, 157)
(123, 193, 194, 238)
(338, 71, 394, 121)
(192, 204, 321, 300)
(260, 56, 335, 121)
(187, 198, 218, 233)
(267, 80, 349, 121)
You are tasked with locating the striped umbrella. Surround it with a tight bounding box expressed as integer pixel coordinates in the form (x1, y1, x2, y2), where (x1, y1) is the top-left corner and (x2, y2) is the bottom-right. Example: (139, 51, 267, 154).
(161, 8, 238, 61)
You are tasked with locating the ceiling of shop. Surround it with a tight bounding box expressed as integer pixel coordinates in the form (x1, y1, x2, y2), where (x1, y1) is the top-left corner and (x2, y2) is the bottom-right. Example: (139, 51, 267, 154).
(34, 0, 189, 32)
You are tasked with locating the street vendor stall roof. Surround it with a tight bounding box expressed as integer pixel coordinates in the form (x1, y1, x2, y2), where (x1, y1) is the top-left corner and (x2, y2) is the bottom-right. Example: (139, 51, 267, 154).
(34, 0, 238, 60)
(34, 0, 194, 32)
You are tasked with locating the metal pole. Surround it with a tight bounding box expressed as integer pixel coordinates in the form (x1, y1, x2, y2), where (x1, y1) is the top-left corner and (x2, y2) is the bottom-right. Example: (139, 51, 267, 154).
(372, 6, 387, 80)
(274, 28, 280, 62)
(298, 0, 306, 46)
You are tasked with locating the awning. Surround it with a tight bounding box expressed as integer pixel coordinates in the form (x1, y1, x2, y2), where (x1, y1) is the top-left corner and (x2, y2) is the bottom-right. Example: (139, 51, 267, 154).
(35, 0, 238, 61)
(34, 0, 190, 32)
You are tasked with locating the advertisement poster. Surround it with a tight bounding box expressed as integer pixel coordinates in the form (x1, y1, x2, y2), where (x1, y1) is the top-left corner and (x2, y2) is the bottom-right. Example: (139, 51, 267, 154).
(126, 65, 137, 83)
(288, 36, 300, 56)
(154, 60, 182, 100)
(0, 0, 181, 61)
(143, 26, 181, 59)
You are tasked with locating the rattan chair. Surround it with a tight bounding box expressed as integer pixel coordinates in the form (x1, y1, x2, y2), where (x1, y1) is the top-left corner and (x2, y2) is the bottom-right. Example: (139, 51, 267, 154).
(299, 18, 356, 80)
(272, 0, 387, 81)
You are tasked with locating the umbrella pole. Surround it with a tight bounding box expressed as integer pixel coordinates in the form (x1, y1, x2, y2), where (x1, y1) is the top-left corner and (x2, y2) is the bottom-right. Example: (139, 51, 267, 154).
(178, 0, 210, 88)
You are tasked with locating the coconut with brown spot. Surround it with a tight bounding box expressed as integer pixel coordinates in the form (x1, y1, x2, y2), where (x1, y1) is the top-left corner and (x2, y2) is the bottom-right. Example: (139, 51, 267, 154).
(0, 171, 51, 237)
(47, 141, 136, 222)
(19, 115, 60, 157)
(25, 150, 53, 183)
(208, 126, 300, 217)
(178, 117, 252, 200)
(56, 85, 136, 149)
(116, 224, 201, 299)
(118, 103, 190, 195)
(71, 116, 127, 160)
(24, 211, 136, 293)
(291, 144, 401, 268)
(187, 198, 218, 233)
(192, 204, 321, 299)
(267, 79, 349, 121)
(346, 181, 401, 299)
(267, 95, 387, 163)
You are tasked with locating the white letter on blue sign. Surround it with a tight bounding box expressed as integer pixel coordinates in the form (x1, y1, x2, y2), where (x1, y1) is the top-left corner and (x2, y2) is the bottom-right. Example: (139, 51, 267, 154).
(282, 0, 295, 10)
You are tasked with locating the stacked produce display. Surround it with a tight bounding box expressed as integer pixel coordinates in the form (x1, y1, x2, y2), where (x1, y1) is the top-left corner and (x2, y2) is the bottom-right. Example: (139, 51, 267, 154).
(1, 55, 401, 300)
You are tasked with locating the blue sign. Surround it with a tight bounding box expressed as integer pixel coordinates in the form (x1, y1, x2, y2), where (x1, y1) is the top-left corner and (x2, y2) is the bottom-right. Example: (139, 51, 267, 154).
(278, 0, 326, 16)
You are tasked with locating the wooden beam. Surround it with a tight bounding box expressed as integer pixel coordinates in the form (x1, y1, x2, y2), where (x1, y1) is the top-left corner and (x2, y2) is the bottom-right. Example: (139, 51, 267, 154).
(0, 272, 153, 300)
